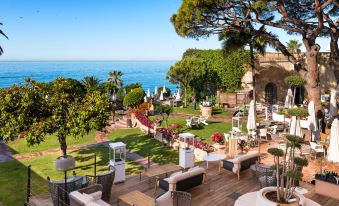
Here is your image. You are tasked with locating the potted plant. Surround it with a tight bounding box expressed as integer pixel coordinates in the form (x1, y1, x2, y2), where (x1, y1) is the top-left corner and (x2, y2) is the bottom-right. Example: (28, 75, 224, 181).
(258, 134, 308, 205)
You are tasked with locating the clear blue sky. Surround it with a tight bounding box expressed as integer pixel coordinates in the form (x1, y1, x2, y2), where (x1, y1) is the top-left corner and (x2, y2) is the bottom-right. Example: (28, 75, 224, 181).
(0, 0, 331, 61)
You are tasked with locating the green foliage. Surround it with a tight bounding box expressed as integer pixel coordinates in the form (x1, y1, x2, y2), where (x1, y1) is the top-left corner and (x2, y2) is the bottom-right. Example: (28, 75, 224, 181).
(106, 70, 124, 94)
(286, 170, 303, 181)
(285, 135, 304, 147)
(284, 75, 307, 87)
(287, 108, 308, 117)
(0, 78, 112, 156)
(155, 105, 174, 128)
(123, 88, 145, 108)
(81, 76, 102, 93)
(157, 87, 171, 97)
(267, 148, 284, 157)
(293, 157, 308, 167)
(125, 82, 142, 93)
(286, 39, 302, 54)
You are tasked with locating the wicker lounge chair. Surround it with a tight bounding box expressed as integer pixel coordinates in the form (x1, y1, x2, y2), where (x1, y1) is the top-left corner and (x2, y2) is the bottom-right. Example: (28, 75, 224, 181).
(155, 191, 192, 206)
(47, 176, 85, 206)
(86, 168, 115, 202)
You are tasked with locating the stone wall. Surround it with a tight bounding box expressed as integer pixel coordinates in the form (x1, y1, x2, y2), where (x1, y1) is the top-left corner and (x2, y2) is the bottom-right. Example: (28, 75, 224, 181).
(242, 52, 338, 104)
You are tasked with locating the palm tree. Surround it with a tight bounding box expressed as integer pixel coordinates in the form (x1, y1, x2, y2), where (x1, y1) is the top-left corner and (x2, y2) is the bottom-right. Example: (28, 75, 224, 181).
(107, 70, 124, 95)
(0, 22, 9, 55)
(286, 39, 302, 55)
(81, 76, 101, 93)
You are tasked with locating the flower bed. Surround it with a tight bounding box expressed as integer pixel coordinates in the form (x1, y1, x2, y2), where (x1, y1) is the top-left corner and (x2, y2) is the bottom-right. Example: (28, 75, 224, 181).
(135, 112, 154, 129)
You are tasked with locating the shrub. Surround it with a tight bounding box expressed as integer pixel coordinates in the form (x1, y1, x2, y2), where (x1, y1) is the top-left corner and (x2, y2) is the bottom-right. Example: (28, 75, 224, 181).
(284, 75, 306, 87)
(125, 82, 142, 93)
(287, 108, 308, 117)
(210, 132, 223, 143)
(123, 88, 145, 108)
(157, 87, 171, 97)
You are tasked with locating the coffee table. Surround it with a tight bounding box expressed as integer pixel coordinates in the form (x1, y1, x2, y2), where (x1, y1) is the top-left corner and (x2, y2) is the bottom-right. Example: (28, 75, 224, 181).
(203, 154, 226, 174)
(117, 190, 154, 206)
(143, 163, 182, 193)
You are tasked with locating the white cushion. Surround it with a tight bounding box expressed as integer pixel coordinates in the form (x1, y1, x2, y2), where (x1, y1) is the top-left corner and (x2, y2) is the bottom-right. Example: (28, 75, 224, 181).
(170, 171, 182, 177)
(88, 191, 102, 201)
(69, 191, 93, 205)
(155, 192, 173, 206)
(187, 167, 205, 177)
(95, 199, 111, 206)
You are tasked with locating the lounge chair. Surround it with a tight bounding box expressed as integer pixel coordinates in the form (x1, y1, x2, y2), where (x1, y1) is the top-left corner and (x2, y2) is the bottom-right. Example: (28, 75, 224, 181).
(186, 117, 200, 128)
(69, 184, 110, 206)
(155, 191, 192, 206)
(86, 169, 115, 202)
(198, 115, 209, 125)
(309, 142, 325, 159)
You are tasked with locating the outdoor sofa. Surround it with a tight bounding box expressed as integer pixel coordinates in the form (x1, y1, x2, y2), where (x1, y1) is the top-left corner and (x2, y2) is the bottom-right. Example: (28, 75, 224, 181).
(157, 166, 207, 191)
(69, 184, 110, 206)
(222, 151, 259, 180)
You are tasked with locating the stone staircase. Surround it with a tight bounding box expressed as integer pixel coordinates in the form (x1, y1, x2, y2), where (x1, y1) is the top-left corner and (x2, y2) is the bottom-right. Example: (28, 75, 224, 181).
(107, 115, 130, 132)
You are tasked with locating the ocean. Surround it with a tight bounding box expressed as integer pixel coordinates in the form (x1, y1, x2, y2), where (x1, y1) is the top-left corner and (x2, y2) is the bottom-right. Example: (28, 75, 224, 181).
(0, 61, 177, 92)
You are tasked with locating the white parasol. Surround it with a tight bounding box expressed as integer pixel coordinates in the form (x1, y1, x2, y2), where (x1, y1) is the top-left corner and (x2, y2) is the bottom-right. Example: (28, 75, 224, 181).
(284, 88, 294, 108)
(307, 100, 318, 131)
(330, 90, 337, 117)
(327, 118, 339, 163)
(162, 85, 166, 93)
(176, 89, 181, 100)
(147, 88, 151, 98)
(159, 90, 164, 101)
(154, 86, 158, 96)
(246, 100, 256, 131)
(289, 116, 303, 137)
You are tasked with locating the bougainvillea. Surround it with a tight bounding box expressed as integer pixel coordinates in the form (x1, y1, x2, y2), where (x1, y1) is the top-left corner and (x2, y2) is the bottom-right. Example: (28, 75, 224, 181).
(135, 112, 154, 129)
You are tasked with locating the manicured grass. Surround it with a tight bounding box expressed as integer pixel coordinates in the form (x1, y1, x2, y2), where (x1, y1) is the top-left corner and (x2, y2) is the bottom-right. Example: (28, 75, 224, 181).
(166, 117, 232, 143)
(0, 145, 142, 206)
(107, 128, 179, 164)
(8, 130, 98, 155)
(173, 104, 232, 117)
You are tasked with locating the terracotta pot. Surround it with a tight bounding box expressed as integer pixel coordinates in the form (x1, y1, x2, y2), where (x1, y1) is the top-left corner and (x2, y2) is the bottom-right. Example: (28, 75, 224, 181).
(256, 187, 306, 206)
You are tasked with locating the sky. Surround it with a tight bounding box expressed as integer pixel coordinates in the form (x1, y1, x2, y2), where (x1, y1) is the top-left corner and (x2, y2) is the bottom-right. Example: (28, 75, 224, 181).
(0, 0, 331, 61)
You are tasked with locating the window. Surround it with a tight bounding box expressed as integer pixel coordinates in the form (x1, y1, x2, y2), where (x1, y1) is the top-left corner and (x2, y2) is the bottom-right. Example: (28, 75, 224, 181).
(265, 82, 277, 105)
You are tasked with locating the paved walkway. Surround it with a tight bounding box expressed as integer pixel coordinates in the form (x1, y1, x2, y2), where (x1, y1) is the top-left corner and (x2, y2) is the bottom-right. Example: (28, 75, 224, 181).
(0, 141, 15, 163)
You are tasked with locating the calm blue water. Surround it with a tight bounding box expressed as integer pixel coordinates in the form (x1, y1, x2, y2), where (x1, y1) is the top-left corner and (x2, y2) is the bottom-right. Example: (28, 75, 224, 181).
(0, 61, 177, 92)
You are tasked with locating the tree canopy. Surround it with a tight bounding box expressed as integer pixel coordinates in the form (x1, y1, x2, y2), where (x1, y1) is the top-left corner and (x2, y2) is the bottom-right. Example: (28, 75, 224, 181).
(0, 78, 112, 156)
(171, 0, 338, 111)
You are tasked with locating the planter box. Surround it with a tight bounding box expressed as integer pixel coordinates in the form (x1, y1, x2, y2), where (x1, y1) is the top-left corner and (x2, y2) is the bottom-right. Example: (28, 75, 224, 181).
(201, 106, 213, 117)
(315, 179, 339, 200)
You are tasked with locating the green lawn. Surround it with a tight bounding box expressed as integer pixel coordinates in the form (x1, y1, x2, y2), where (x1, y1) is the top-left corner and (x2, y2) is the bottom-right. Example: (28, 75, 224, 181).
(0, 145, 142, 206)
(173, 104, 232, 118)
(8, 130, 98, 155)
(107, 128, 179, 164)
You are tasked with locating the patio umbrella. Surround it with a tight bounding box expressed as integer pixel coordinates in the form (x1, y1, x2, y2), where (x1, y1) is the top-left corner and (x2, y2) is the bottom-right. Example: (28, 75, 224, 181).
(284, 88, 293, 108)
(330, 90, 337, 117)
(176, 89, 181, 100)
(147, 88, 151, 98)
(154, 86, 158, 96)
(159, 90, 164, 101)
(307, 100, 318, 131)
(246, 100, 256, 131)
(328, 118, 339, 163)
(162, 85, 166, 93)
(289, 116, 303, 137)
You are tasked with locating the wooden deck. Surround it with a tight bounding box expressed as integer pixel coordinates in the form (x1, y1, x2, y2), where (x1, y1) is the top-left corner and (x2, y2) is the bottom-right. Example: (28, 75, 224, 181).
(30, 161, 339, 206)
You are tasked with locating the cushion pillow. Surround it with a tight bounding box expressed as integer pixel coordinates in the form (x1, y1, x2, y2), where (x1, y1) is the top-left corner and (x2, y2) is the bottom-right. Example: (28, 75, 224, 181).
(88, 191, 102, 201)
(69, 191, 93, 204)
(155, 192, 173, 206)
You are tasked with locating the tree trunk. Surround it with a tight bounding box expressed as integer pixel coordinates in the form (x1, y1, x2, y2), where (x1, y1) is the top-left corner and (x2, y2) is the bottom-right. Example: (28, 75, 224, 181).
(330, 35, 339, 88)
(58, 134, 67, 156)
(184, 86, 187, 108)
(304, 45, 321, 112)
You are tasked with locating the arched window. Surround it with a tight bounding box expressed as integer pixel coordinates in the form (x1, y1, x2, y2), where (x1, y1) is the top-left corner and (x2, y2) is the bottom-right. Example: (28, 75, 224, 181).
(265, 82, 277, 105)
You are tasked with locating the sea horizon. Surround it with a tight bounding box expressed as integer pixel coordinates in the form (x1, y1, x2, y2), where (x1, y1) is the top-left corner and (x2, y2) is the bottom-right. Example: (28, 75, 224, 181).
(0, 60, 178, 91)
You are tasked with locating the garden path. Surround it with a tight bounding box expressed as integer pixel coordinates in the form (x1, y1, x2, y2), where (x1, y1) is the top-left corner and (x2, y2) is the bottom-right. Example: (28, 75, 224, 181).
(0, 141, 14, 163)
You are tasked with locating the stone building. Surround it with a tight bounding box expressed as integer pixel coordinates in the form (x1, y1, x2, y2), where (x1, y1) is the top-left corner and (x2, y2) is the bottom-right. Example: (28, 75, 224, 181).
(241, 52, 338, 105)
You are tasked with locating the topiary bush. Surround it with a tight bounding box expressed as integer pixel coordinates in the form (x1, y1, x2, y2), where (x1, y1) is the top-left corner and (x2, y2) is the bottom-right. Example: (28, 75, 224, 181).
(157, 87, 171, 97)
(284, 75, 306, 87)
(123, 88, 145, 108)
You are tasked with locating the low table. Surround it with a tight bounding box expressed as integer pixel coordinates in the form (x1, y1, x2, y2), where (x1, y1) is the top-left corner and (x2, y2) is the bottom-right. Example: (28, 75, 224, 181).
(117, 190, 154, 206)
(203, 154, 226, 174)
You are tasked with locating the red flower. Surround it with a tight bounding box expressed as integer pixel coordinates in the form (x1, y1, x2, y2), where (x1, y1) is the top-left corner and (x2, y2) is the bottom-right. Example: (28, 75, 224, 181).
(210, 132, 223, 143)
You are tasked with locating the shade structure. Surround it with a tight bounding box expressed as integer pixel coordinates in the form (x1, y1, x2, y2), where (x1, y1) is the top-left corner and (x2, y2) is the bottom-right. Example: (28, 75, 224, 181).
(328, 118, 339, 163)
(162, 85, 166, 93)
(147, 88, 151, 98)
(284, 88, 293, 108)
(246, 100, 256, 131)
(159, 90, 164, 101)
(154, 86, 158, 95)
(307, 100, 318, 131)
(144, 96, 147, 102)
(176, 89, 181, 100)
(289, 116, 303, 137)
(330, 90, 337, 117)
